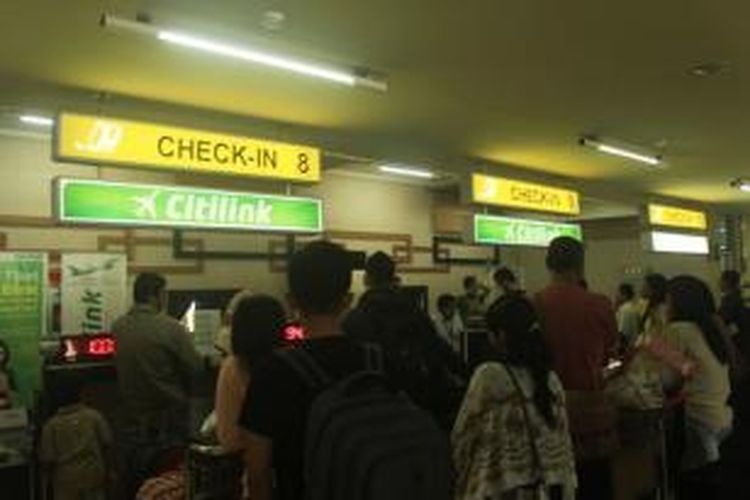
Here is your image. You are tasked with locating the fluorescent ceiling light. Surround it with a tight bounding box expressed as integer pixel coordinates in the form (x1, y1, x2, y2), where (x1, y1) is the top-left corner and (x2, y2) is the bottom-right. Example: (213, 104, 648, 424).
(730, 178, 750, 192)
(379, 165, 435, 179)
(101, 14, 387, 91)
(158, 31, 356, 86)
(19, 115, 54, 127)
(581, 136, 662, 167)
(596, 144, 661, 166)
(651, 231, 709, 255)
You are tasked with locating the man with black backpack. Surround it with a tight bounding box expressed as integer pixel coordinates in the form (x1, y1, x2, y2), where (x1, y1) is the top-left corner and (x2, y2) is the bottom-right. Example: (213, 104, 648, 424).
(240, 241, 452, 500)
(343, 251, 466, 430)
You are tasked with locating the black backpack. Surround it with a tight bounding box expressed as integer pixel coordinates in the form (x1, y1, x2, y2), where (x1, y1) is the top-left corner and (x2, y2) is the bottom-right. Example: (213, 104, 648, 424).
(279, 344, 454, 500)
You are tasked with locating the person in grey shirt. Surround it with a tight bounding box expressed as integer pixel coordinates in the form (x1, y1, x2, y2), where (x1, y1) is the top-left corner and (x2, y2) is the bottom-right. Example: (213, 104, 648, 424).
(112, 272, 203, 496)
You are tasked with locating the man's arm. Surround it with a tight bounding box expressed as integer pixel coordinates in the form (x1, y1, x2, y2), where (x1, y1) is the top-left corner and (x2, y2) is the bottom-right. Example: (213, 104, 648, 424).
(170, 322, 205, 386)
(243, 432, 274, 500)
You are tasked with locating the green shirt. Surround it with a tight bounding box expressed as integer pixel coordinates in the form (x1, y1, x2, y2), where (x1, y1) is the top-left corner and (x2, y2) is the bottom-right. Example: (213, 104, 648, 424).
(112, 304, 203, 419)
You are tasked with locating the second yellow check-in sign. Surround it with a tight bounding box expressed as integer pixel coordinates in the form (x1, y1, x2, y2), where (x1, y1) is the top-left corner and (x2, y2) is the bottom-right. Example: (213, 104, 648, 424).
(647, 204, 707, 231)
(54, 113, 321, 182)
(472, 174, 580, 215)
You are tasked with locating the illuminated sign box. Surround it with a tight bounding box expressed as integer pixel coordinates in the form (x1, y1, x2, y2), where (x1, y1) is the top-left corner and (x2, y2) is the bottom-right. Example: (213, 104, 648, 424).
(54, 113, 321, 183)
(650, 231, 709, 255)
(474, 214, 583, 247)
(472, 174, 580, 215)
(648, 204, 707, 230)
(55, 178, 323, 233)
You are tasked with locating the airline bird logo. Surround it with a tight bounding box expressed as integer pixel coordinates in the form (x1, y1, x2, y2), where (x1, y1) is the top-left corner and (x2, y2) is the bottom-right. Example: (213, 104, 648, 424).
(133, 191, 160, 219)
(67, 257, 121, 278)
(480, 178, 498, 199)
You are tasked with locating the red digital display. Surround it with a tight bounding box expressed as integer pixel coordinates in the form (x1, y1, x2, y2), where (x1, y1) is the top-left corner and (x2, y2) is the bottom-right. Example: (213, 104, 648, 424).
(283, 323, 306, 343)
(87, 337, 116, 356)
(60, 335, 117, 361)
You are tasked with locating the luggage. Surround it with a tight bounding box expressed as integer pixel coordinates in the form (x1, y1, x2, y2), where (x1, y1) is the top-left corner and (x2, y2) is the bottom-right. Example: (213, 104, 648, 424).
(185, 444, 243, 500)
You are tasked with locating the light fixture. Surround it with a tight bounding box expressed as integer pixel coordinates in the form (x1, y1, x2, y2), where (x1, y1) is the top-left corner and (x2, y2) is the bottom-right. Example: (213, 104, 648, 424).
(688, 62, 726, 78)
(19, 115, 54, 127)
(580, 136, 663, 167)
(378, 165, 435, 179)
(650, 231, 709, 255)
(100, 14, 387, 92)
(730, 178, 750, 193)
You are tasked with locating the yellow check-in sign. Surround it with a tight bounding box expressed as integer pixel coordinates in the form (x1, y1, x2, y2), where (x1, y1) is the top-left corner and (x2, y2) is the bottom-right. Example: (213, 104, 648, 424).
(648, 204, 707, 230)
(54, 113, 321, 182)
(472, 174, 580, 215)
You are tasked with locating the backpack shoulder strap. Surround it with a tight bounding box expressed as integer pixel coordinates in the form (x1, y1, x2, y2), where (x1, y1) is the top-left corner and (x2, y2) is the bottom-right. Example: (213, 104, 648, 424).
(501, 363, 545, 486)
(279, 348, 333, 390)
(363, 342, 384, 373)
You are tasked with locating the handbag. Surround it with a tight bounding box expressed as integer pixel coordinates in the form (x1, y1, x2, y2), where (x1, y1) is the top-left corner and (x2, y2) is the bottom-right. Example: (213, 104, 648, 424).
(605, 353, 664, 411)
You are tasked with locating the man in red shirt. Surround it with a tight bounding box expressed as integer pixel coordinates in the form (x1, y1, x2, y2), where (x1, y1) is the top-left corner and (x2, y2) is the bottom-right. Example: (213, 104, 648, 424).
(536, 236, 618, 500)
(536, 236, 617, 391)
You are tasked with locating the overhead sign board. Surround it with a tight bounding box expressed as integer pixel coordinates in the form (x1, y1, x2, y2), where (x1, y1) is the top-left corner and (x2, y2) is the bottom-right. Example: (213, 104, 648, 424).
(472, 174, 580, 215)
(54, 113, 321, 182)
(55, 178, 323, 233)
(474, 214, 583, 247)
(650, 231, 709, 255)
(648, 204, 707, 231)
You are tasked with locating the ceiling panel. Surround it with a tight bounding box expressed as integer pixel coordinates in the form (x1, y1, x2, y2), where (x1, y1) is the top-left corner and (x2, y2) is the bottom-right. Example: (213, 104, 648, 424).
(2, 0, 750, 203)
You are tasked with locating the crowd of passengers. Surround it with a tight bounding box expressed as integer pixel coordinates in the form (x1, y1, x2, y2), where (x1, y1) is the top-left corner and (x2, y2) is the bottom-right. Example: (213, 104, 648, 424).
(40, 236, 750, 500)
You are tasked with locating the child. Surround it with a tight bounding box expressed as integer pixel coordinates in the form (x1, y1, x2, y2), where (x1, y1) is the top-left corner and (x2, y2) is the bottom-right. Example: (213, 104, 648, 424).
(41, 372, 112, 500)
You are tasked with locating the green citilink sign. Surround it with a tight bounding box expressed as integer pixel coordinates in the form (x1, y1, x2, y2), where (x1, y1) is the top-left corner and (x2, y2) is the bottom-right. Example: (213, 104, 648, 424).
(56, 178, 323, 233)
(474, 214, 582, 247)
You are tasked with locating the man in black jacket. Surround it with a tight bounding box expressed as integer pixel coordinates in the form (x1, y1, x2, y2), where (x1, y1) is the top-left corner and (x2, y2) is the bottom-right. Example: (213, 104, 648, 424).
(343, 252, 465, 429)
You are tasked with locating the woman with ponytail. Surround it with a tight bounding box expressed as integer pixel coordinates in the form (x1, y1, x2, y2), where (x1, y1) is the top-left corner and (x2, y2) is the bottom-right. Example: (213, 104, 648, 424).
(453, 295, 576, 500)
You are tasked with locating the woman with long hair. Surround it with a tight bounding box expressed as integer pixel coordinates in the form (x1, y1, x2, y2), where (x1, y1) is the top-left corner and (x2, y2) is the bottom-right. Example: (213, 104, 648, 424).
(665, 276, 732, 496)
(215, 295, 287, 451)
(453, 295, 576, 500)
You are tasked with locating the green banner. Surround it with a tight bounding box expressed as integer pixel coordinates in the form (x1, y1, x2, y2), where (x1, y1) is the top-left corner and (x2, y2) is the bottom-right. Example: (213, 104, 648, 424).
(56, 178, 323, 233)
(0, 253, 47, 408)
(475, 214, 582, 247)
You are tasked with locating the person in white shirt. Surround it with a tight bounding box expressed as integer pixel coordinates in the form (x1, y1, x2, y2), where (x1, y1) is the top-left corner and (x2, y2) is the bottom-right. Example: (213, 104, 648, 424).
(665, 275, 732, 497)
(616, 283, 641, 348)
(433, 294, 465, 353)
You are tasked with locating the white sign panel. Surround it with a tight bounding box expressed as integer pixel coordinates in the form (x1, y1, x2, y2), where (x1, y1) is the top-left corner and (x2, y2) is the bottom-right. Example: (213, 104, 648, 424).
(61, 254, 127, 335)
(650, 231, 710, 255)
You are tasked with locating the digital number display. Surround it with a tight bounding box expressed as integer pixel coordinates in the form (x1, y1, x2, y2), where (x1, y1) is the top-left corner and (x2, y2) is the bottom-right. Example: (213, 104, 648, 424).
(283, 323, 306, 343)
(87, 337, 116, 356)
(60, 335, 117, 361)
